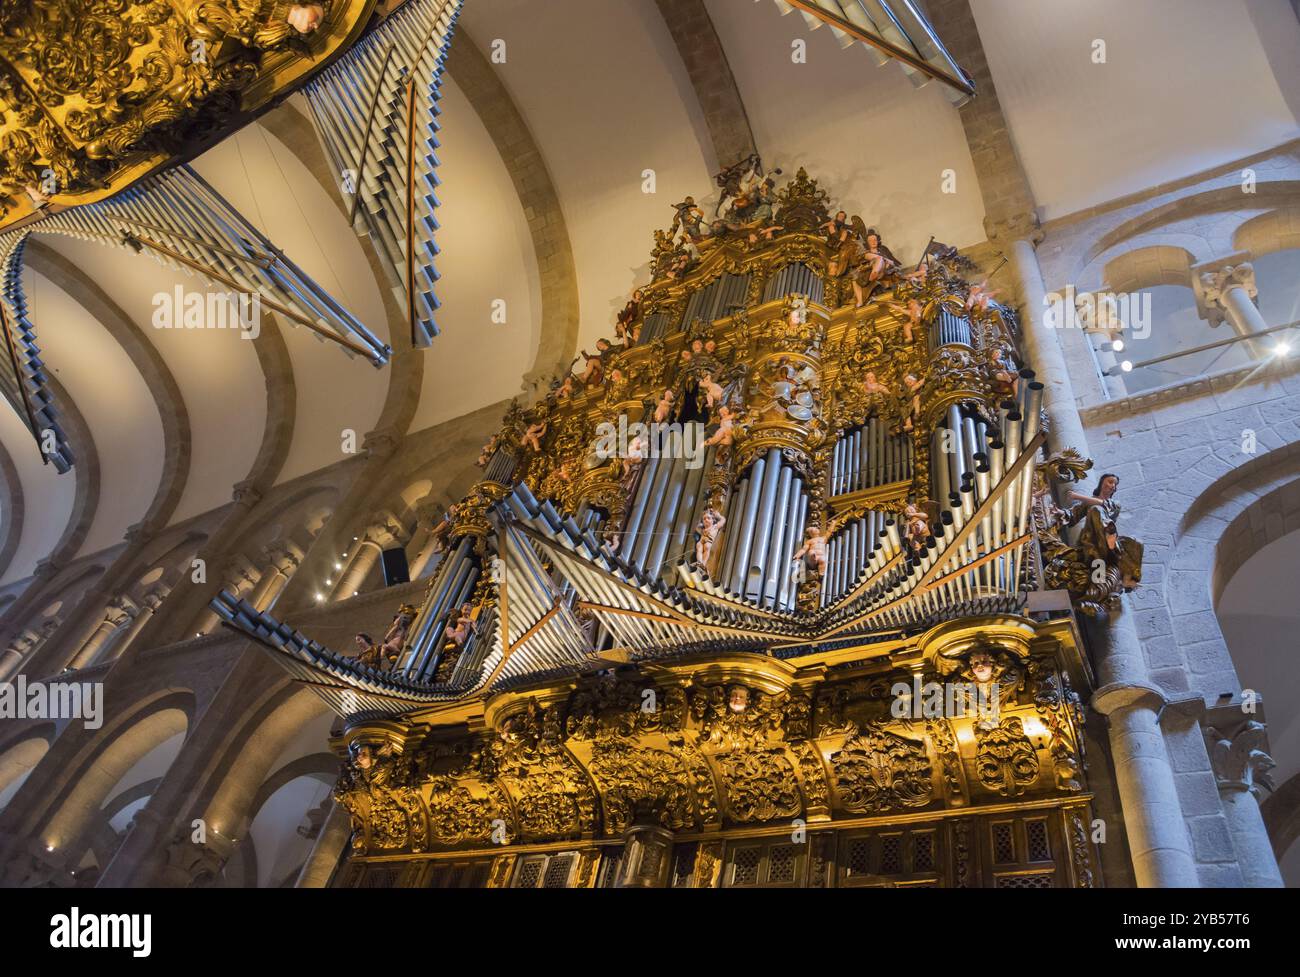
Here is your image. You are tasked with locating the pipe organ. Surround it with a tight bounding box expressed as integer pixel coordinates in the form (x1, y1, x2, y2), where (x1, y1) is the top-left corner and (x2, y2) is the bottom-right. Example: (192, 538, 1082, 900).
(0, 164, 385, 471)
(304, 0, 465, 347)
(218, 165, 1129, 890)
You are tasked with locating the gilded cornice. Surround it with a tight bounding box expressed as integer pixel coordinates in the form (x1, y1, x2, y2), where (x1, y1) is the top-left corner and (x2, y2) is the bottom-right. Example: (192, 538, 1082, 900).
(0, 0, 376, 229)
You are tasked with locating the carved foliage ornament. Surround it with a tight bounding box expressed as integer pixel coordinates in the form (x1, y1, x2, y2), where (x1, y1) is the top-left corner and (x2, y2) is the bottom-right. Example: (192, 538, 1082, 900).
(830, 721, 933, 814)
(0, 0, 357, 224)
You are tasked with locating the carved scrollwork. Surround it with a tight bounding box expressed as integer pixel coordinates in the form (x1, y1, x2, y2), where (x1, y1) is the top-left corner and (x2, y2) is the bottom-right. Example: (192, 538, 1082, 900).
(830, 722, 934, 814)
(975, 716, 1039, 797)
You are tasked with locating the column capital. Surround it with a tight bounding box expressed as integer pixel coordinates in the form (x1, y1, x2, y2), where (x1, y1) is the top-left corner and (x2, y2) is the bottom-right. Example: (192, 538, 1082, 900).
(103, 598, 135, 627)
(219, 556, 259, 590)
(32, 559, 63, 581)
(122, 522, 155, 546)
(363, 513, 407, 548)
(140, 587, 169, 612)
(362, 427, 403, 459)
(1204, 720, 1275, 797)
(261, 541, 303, 574)
(1090, 681, 1167, 717)
(414, 496, 445, 527)
(1192, 252, 1257, 324)
(231, 480, 264, 509)
(983, 212, 1043, 246)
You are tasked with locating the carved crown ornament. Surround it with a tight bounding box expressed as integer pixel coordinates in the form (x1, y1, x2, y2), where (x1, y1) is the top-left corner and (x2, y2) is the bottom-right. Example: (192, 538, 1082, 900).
(0, 0, 375, 229)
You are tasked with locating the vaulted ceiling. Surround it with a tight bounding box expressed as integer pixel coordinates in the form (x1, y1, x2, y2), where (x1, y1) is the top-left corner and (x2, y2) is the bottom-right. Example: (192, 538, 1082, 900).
(1, 0, 1297, 586)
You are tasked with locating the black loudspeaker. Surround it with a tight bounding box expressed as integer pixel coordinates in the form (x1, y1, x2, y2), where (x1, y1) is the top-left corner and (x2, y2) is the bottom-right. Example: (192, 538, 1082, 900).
(381, 546, 411, 586)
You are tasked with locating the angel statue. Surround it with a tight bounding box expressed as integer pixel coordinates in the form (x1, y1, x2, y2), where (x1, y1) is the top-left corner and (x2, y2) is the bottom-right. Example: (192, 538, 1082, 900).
(694, 505, 727, 571)
(1038, 457, 1145, 616)
(1066, 474, 1143, 592)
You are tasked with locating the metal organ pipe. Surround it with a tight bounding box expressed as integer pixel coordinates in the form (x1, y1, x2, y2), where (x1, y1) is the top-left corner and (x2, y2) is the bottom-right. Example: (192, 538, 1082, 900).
(745, 448, 785, 600)
(730, 456, 767, 594)
(668, 443, 712, 577)
(762, 467, 795, 606)
(779, 482, 807, 610)
(640, 430, 686, 575)
(719, 477, 750, 587)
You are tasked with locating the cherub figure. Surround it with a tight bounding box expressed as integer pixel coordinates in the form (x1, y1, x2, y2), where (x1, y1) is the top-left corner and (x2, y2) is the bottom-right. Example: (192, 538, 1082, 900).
(863, 371, 892, 400)
(792, 525, 828, 579)
(286, 3, 325, 33)
(616, 289, 644, 341)
(966, 281, 1000, 315)
(900, 373, 924, 432)
(428, 504, 458, 557)
(653, 389, 675, 424)
(522, 418, 548, 453)
(354, 632, 381, 669)
(622, 432, 648, 489)
(886, 298, 925, 343)
(578, 338, 612, 386)
(700, 372, 725, 410)
(380, 604, 417, 662)
(541, 461, 573, 501)
(443, 603, 475, 649)
(670, 197, 707, 243)
(987, 348, 1018, 399)
(704, 406, 736, 448)
(604, 367, 628, 402)
(695, 506, 727, 570)
(903, 501, 930, 553)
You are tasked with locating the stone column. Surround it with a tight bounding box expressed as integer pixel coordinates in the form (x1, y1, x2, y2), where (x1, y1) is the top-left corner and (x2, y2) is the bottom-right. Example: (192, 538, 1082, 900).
(190, 559, 259, 637)
(103, 588, 168, 662)
(248, 544, 301, 612)
(1073, 290, 1129, 400)
(1193, 257, 1267, 358)
(1006, 235, 1092, 455)
(615, 820, 674, 888)
(1008, 230, 1200, 887)
(332, 517, 404, 599)
(0, 559, 62, 645)
(1093, 683, 1200, 887)
(0, 632, 37, 682)
(66, 598, 133, 671)
(294, 801, 353, 888)
(1204, 721, 1284, 888)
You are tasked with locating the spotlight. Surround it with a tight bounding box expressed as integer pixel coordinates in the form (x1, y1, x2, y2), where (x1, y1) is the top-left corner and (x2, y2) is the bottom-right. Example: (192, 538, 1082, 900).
(1272, 341, 1291, 357)
(315, 593, 324, 603)
(325, 579, 333, 586)
(1111, 338, 1124, 353)
(334, 562, 342, 571)
(1120, 360, 1133, 372)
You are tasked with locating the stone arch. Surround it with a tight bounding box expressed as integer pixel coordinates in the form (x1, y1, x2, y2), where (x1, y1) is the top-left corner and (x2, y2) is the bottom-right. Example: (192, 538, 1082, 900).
(227, 751, 337, 888)
(24, 241, 193, 536)
(196, 686, 331, 848)
(446, 29, 580, 392)
(0, 438, 24, 580)
(1116, 435, 1300, 703)
(33, 690, 194, 862)
(1233, 207, 1300, 258)
(0, 724, 55, 811)
(1087, 181, 1300, 269)
(1102, 245, 1197, 294)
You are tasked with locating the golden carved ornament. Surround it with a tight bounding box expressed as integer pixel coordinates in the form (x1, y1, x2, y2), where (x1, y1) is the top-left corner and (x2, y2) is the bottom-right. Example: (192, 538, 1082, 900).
(0, 0, 374, 228)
